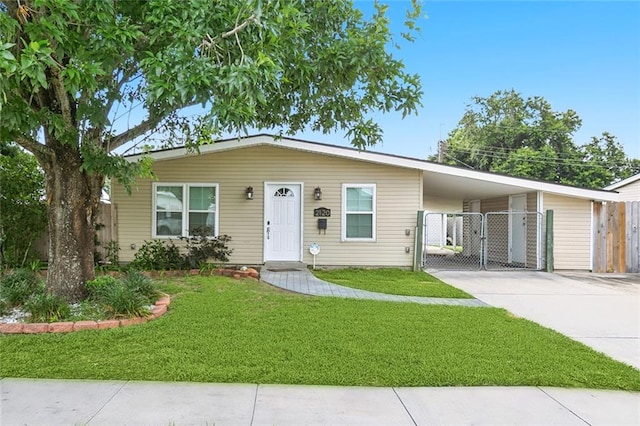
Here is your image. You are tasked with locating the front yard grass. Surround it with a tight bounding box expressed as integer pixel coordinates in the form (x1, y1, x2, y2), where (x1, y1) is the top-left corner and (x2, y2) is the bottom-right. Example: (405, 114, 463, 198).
(312, 268, 472, 298)
(1, 275, 638, 390)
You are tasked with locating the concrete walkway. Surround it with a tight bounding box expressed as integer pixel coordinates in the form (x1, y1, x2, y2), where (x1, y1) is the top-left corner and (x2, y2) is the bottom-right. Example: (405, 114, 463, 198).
(261, 262, 488, 307)
(2, 378, 638, 425)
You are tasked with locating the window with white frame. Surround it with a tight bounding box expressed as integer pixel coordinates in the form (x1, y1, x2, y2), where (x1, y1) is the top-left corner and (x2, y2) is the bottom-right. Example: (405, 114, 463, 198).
(342, 184, 376, 241)
(153, 183, 218, 238)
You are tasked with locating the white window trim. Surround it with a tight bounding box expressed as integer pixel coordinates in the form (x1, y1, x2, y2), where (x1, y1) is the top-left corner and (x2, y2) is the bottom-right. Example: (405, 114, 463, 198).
(341, 183, 376, 242)
(152, 182, 219, 238)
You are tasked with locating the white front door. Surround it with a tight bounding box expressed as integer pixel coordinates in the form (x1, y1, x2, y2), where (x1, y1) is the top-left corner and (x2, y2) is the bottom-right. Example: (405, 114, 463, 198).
(509, 194, 527, 264)
(265, 183, 302, 261)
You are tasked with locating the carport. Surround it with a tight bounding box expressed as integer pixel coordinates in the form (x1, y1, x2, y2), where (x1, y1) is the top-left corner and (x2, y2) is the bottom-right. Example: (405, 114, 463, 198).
(416, 164, 619, 272)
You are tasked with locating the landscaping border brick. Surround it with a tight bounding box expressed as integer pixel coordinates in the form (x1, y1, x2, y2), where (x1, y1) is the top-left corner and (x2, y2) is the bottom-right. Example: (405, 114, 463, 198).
(23, 323, 49, 334)
(48, 322, 74, 333)
(0, 294, 170, 335)
(0, 323, 24, 334)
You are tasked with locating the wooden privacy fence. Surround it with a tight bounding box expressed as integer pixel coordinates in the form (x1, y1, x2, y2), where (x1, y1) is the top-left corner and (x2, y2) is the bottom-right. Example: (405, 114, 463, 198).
(35, 202, 116, 262)
(592, 201, 640, 273)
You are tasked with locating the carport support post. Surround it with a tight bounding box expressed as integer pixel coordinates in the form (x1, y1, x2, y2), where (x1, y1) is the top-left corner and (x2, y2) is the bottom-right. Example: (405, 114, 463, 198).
(546, 210, 554, 273)
(414, 210, 425, 271)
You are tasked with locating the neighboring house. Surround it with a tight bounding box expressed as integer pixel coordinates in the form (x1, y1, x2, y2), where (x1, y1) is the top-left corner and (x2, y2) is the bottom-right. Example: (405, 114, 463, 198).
(111, 134, 618, 270)
(604, 173, 640, 201)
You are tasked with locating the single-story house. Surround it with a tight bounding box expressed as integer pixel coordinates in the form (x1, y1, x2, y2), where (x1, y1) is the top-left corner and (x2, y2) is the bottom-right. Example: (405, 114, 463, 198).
(112, 134, 619, 270)
(604, 173, 640, 201)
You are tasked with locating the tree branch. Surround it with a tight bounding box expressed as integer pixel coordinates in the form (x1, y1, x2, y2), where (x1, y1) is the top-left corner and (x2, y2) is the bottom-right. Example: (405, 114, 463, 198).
(14, 134, 53, 159)
(106, 117, 161, 151)
(200, 13, 257, 50)
(49, 67, 74, 126)
(106, 97, 203, 151)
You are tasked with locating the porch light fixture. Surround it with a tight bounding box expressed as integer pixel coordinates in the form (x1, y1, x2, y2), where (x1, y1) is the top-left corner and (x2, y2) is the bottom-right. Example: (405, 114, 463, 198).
(245, 186, 254, 200)
(313, 187, 322, 201)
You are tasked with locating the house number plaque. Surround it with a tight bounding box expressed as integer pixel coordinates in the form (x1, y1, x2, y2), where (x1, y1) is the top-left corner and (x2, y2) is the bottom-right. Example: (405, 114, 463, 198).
(314, 207, 331, 217)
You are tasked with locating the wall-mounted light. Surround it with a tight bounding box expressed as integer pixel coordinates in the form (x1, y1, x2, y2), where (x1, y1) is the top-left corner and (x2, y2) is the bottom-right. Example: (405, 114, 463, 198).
(313, 187, 322, 201)
(245, 186, 254, 200)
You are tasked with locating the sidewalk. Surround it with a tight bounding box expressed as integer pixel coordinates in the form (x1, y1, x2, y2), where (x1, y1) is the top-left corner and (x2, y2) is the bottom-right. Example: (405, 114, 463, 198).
(1, 378, 638, 425)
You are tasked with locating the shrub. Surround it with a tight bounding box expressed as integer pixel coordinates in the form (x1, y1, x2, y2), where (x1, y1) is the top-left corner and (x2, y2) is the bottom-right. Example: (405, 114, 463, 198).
(131, 240, 182, 270)
(131, 232, 233, 271)
(0, 268, 41, 306)
(86, 275, 119, 299)
(181, 228, 233, 269)
(25, 291, 71, 323)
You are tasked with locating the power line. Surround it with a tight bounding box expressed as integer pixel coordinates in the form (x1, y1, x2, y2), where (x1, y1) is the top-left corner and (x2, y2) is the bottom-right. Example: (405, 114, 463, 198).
(443, 145, 627, 169)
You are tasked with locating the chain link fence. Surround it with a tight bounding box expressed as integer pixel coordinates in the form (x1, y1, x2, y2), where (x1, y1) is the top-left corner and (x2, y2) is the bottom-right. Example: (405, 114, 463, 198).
(422, 211, 543, 271)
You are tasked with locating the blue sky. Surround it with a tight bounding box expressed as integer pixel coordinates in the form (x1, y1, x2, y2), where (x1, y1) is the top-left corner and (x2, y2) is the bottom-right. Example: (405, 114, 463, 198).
(295, 1, 640, 159)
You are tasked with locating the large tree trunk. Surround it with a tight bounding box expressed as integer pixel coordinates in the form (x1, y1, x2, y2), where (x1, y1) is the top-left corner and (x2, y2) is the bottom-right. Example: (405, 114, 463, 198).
(43, 146, 101, 302)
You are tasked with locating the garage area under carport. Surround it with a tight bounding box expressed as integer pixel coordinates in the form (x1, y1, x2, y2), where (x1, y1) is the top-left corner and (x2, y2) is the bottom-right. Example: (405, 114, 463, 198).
(415, 164, 618, 272)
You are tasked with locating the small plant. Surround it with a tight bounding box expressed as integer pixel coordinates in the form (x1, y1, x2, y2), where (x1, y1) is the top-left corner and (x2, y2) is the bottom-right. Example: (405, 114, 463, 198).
(87, 272, 158, 318)
(25, 291, 71, 323)
(0, 299, 10, 316)
(28, 260, 42, 273)
(123, 269, 159, 303)
(104, 240, 121, 268)
(0, 268, 41, 306)
(199, 262, 218, 276)
(97, 282, 149, 318)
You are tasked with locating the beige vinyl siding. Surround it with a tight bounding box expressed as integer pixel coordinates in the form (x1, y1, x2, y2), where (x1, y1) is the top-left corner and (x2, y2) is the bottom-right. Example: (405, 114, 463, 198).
(423, 195, 462, 212)
(543, 193, 592, 270)
(478, 196, 508, 213)
(113, 145, 420, 266)
(615, 180, 640, 201)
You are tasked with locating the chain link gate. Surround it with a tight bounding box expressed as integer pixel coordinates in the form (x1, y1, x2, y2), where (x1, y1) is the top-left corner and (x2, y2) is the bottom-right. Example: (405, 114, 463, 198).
(484, 211, 543, 270)
(422, 212, 484, 270)
(422, 211, 544, 271)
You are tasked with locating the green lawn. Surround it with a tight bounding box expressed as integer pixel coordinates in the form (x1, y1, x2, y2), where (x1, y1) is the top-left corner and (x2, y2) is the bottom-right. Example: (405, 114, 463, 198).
(1, 276, 638, 390)
(312, 268, 472, 298)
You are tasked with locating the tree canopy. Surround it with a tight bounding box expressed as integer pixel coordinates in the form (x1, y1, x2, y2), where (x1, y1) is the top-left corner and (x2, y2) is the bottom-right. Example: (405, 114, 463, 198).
(434, 90, 638, 188)
(0, 0, 423, 300)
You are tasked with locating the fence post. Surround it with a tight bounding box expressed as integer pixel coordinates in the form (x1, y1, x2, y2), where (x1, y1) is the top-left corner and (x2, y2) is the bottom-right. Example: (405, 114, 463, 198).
(545, 210, 554, 273)
(414, 210, 425, 271)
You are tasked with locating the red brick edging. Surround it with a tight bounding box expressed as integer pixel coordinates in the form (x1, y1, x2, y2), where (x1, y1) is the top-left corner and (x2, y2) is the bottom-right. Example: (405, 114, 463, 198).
(214, 268, 259, 279)
(0, 294, 171, 335)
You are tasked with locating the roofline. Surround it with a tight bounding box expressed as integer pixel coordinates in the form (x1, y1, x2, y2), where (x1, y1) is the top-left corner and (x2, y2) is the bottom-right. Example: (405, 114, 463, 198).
(604, 173, 640, 190)
(125, 133, 619, 202)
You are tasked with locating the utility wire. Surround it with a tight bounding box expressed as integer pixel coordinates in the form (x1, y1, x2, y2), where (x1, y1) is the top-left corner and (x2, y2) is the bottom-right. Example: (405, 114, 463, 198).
(442, 146, 627, 168)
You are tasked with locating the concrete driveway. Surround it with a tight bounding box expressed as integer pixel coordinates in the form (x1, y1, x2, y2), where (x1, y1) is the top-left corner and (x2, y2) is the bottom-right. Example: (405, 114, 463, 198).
(430, 270, 640, 370)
